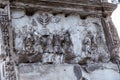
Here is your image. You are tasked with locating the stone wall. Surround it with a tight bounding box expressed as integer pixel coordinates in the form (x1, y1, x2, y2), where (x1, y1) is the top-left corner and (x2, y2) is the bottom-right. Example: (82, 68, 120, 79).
(0, 0, 119, 80)
(12, 10, 110, 64)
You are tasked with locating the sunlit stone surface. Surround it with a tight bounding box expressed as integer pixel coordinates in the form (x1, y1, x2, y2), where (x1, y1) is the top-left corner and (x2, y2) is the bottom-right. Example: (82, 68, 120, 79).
(18, 64, 82, 80)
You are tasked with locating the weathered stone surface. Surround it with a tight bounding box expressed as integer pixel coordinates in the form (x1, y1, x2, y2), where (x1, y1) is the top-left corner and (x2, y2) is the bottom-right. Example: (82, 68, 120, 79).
(85, 62, 119, 73)
(17, 64, 82, 80)
(90, 69, 120, 80)
(0, 0, 119, 80)
(10, 0, 117, 17)
(11, 11, 111, 64)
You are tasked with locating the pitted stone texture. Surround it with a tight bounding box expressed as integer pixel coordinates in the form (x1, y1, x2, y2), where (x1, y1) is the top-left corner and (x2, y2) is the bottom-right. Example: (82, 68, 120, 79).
(90, 69, 120, 80)
(12, 11, 110, 64)
(81, 66, 120, 80)
(85, 62, 119, 73)
(17, 64, 82, 80)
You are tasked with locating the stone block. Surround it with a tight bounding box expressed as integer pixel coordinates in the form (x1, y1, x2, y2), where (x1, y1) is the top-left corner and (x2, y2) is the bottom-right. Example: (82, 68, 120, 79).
(16, 63, 82, 80)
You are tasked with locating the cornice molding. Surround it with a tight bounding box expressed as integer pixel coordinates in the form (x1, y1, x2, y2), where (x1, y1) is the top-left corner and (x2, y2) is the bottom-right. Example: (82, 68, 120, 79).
(10, 0, 117, 17)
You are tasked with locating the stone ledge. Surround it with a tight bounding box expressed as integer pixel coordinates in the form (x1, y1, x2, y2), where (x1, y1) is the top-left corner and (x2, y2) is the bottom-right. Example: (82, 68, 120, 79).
(16, 64, 82, 80)
(10, 0, 117, 16)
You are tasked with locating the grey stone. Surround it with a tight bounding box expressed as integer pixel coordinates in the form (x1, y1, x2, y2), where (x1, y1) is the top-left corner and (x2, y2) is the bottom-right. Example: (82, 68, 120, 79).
(18, 64, 82, 80)
(0, 0, 119, 80)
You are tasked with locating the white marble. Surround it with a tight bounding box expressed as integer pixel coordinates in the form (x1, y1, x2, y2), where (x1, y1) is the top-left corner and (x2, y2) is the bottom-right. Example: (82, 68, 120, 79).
(18, 64, 82, 80)
(90, 69, 120, 80)
(12, 10, 109, 63)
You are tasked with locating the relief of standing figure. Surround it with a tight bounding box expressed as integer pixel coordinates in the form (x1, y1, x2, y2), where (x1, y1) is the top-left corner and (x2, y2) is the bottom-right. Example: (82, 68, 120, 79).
(82, 31, 98, 62)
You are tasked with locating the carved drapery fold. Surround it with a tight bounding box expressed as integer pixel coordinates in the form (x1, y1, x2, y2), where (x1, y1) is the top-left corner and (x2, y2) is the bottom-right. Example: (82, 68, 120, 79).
(0, 0, 119, 80)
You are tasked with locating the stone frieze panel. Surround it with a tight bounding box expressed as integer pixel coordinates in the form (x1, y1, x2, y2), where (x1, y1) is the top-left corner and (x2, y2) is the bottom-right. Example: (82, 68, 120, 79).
(12, 10, 110, 64)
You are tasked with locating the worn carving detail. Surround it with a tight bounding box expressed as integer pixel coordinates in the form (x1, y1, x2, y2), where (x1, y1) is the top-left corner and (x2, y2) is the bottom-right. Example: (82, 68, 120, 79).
(0, 2, 16, 80)
(0, 15, 9, 48)
(0, 0, 119, 80)
(14, 28, 74, 64)
(37, 13, 51, 27)
(82, 31, 98, 62)
(5, 57, 16, 80)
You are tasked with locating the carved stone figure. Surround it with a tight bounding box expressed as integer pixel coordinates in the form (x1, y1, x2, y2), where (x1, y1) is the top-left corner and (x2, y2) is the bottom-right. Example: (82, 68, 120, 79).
(0, 0, 120, 80)
(82, 31, 98, 63)
(52, 34, 63, 55)
(42, 34, 53, 53)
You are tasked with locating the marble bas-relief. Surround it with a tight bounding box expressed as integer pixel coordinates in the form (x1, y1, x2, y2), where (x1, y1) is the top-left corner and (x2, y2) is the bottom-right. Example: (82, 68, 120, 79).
(0, 0, 119, 80)
(12, 11, 110, 65)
